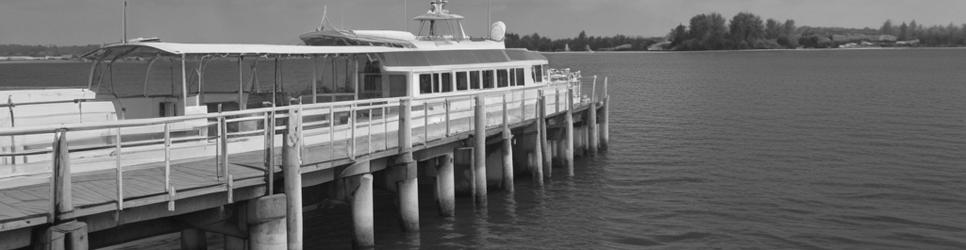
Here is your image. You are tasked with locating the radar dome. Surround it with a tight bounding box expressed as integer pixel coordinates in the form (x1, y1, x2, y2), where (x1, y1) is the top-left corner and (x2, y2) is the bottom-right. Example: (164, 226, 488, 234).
(490, 21, 507, 41)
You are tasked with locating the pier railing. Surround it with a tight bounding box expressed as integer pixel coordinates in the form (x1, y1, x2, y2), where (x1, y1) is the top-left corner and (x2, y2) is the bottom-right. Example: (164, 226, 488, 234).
(0, 75, 608, 228)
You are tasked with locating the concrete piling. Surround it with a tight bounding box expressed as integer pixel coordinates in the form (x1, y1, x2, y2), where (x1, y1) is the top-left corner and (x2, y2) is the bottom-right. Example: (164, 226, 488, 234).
(397, 99, 419, 232)
(436, 153, 455, 217)
(282, 107, 303, 250)
(398, 169, 419, 231)
(247, 194, 288, 250)
(352, 174, 374, 248)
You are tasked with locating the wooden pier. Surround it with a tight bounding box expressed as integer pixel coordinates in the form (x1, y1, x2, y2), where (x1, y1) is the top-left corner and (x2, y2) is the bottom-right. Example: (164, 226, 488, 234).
(0, 79, 610, 249)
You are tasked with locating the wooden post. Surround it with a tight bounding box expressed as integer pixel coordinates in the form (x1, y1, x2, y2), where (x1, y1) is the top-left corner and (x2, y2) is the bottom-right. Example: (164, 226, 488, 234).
(520, 90, 526, 121)
(115, 128, 123, 211)
(473, 95, 487, 207)
(555, 88, 560, 113)
(180, 228, 207, 250)
(352, 174, 374, 248)
(602, 77, 610, 150)
(282, 108, 303, 250)
(588, 87, 599, 156)
(399, 100, 412, 155)
(52, 131, 72, 220)
(219, 117, 231, 202)
(437, 153, 455, 216)
(565, 87, 575, 177)
(502, 95, 514, 192)
(532, 92, 545, 186)
(265, 111, 275, 195)
(238, 57, 245, 110)
(350, 104, 356, 159)
(397, 99, 419, 232)
(248, 194, 287, 250)
(163, 123, 171, 193)
(444, 99, 450, 136)
(539, 91, 551, 178)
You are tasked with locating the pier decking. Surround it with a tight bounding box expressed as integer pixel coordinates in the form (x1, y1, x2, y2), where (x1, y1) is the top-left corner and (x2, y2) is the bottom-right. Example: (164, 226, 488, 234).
(0, 78, 610, 249)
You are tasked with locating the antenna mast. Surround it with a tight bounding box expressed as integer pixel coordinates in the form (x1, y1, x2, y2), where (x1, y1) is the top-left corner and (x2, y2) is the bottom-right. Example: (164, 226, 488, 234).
(487, 0, 492, 37)
(122, 0, 127, 43)
(404, 0, 408, 32)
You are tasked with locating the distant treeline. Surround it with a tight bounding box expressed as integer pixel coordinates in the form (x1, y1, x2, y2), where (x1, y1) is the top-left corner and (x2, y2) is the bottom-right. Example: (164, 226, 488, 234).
(0, 44, 100, 58)
(665, 12, 966, 50)
(505, 32, 661, 52)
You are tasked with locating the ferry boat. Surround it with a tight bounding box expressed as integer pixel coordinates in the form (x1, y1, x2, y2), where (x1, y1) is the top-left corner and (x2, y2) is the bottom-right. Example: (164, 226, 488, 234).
(0, 0, 585, 179)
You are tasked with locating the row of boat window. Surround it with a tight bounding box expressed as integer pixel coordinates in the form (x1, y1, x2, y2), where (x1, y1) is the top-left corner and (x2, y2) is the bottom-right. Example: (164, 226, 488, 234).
(419, 67, 535, 94)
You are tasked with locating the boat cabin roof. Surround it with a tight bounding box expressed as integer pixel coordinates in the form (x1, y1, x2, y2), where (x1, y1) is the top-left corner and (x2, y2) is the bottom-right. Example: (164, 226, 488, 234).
(82, 42, 405, 60)
(82, 42, 548, 70)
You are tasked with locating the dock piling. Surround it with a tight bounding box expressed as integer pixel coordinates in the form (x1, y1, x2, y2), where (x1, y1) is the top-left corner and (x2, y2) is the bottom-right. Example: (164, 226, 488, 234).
(565, 87, 575, 177)
(602, 77, 610, 150)
(588, 92, 599, 156)
(533, 92, 545, 186)
(52, 130, 73, 220)
(502, 94, 514, 192)
(473, 95, 488, 207)
(282, 107, 303, 250)
(540, 91, 552, 178)
(247, 194, 288, 250)
(436, 153, 455, 217)
(352, 174, 374, 248)
(397, 99, 420, 232)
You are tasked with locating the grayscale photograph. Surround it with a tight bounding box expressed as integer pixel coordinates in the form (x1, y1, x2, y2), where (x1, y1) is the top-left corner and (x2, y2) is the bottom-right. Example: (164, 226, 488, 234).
(0, 0, 964, 249)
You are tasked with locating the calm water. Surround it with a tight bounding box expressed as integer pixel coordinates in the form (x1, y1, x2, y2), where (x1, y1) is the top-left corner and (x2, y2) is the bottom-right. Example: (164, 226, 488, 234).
(4, 49, 966, 249)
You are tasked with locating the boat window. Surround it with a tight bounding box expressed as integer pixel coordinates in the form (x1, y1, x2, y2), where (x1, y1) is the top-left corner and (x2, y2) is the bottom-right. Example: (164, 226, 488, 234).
(482, 70, 494, 89)
(432, 73, 441, 93)
(533, 65, 543, 83)
(456, 72, 468, 90)
(470, 71, 481, 89)
(515, 68, 526, 86)
(419, 74, 432, 94)
(388, 75, 408, 97)
(441, 72, 453, 92)
(509, 69, 517, 86)
(497, 69, 509, 88)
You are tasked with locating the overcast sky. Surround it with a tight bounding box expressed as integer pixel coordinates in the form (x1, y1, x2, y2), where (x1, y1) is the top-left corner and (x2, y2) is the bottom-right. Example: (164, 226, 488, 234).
(2, 0, 965, 45)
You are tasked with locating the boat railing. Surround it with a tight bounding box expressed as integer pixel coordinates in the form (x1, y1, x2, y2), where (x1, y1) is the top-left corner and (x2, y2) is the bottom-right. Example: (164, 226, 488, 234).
(0, 75, 608, 227)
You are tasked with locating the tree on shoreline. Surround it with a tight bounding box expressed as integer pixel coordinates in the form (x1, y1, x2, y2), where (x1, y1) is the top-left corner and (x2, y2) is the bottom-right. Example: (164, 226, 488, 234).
(505, 31, 660, 52)
(665, 12, 966, 50)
